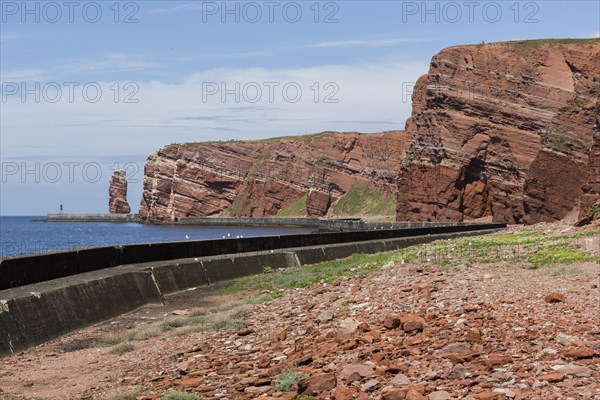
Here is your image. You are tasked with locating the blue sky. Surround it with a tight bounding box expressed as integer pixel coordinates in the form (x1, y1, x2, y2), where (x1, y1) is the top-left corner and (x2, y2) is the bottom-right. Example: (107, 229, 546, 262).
(1, 0, 599, 215)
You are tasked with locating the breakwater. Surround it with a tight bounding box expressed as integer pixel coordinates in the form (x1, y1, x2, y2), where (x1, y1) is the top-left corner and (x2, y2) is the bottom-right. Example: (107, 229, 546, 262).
(44, 214, 471, 232)
(174, 217, 476, 231)
(46, 213, 139, 222)
(0, 222, 505, 356)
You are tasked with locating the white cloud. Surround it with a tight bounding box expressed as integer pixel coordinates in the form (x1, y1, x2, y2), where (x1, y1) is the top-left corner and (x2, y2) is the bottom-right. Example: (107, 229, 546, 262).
(148, 2, 202, 14)
(201, 50, 274, 59)
(304, 38, 426, 49)
(0, 32, 20, 42)
(1, 59, 428, 214)
(0, 54, 158, 84)
(0, 68, 51, 82)
(1, 60, 426, 159)
(60, 53, 159, 74)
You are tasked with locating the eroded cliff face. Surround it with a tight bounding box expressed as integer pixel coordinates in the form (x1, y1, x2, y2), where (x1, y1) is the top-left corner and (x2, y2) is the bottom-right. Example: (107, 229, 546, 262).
(398, 39, 600, 224)
(140, 39, 598, 224)
(108, 170, 131, 214)
(139, 131, 406, 222)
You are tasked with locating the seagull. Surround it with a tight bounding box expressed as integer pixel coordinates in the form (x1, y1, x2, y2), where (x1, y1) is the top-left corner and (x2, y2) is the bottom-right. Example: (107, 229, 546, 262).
(227, 233, 231, 237)
(185, 235, 190, 240)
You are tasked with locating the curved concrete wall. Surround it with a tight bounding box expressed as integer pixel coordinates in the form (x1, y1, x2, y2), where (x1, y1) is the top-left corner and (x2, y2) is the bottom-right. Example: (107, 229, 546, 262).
(0, 267, 161, 356)
(0, 223, 505, 289)
(0, 228, 503, 357)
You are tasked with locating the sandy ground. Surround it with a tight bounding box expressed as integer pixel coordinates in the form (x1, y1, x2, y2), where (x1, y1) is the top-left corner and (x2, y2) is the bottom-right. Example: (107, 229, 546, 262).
(0, 225, 598, 400)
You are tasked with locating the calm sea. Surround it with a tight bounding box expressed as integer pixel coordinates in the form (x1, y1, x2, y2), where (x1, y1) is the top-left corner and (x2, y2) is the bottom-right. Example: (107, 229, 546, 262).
(0, 216, 315, 258)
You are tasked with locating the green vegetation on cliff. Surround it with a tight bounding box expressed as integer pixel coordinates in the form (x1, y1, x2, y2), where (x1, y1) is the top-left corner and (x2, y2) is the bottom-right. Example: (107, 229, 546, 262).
(331, 184, 396, 216)
(511, 38, 599, 47)
(222, 149, 271, 216)
(276, 194, 308, 217)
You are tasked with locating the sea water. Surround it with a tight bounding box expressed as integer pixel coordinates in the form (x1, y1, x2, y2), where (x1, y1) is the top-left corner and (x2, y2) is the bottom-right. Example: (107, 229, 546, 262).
(0, 216, 315, 258)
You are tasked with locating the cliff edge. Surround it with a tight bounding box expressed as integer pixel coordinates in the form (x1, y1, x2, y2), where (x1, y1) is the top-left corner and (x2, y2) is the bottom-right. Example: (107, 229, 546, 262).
(139, 39, 599, 224)
(398, 39, 600, 223)
(139, 131, 406, 222)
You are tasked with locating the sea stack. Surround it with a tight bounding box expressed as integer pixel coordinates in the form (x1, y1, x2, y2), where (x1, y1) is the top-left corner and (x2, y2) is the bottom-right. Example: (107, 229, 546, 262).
(108, 170, 131, 214)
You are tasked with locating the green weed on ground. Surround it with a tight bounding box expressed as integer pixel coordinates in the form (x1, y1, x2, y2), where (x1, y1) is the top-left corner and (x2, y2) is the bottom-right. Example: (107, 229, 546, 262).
(96, 302, 250, 348)
(562, 228, 600, 239)
(401, 228, 599, 269)
(275, 370, 307, 392)
(221, 251, 404, 295)
(221, 228, 598, 298)
(100, 390, 146, 400)
(110, 342, 135, 356)
(97, 228, 597, 350)
(160, 392, 202, 400)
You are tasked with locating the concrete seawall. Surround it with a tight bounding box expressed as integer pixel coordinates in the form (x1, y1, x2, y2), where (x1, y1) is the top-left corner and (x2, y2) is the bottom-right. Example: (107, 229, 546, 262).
(173, 217, 478, 232)
(0, 266, 161, 356)
(0, 223, 504, 289)
(45, 214, 476, 232)
(0, 227, 502, 357)
(46, 213, 139, 222)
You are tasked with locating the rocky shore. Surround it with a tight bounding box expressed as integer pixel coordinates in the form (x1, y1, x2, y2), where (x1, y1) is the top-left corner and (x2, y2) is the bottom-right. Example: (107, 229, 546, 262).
(0, 224, 598, 400)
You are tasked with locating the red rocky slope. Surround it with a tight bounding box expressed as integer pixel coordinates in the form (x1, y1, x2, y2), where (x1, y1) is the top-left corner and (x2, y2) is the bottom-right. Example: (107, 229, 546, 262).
(397, 39, 600, 223)
(139, 131, 406, 222)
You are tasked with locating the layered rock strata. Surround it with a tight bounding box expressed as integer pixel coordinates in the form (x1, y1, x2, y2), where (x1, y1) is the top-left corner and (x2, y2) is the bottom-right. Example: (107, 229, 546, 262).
(397, 39, 600, 223)
(139, 131, 406, 222)
(108, 170, 131, 214)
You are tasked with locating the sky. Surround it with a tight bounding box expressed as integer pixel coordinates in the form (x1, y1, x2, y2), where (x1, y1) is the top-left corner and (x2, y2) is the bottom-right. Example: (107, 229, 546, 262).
(0, 0, 599, 215)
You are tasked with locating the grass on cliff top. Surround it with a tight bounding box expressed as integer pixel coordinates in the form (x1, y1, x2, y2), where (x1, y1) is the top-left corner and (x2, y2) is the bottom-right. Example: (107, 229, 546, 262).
(330, 184, 396, 216)
(511, 38, 599, 47)
(221, 227, 599, 297)
(247, 131, 334, 143)
(184, 131, 338, 147)
(475, 37, 599, 49)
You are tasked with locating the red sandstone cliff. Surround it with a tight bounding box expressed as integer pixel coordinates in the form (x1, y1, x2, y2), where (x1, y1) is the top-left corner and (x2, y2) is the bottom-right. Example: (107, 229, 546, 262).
(108, 170, 131, 214)
(140, 39, 599, 224)
(398, 39, 600, 224)
(139, 131, 406, 222)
